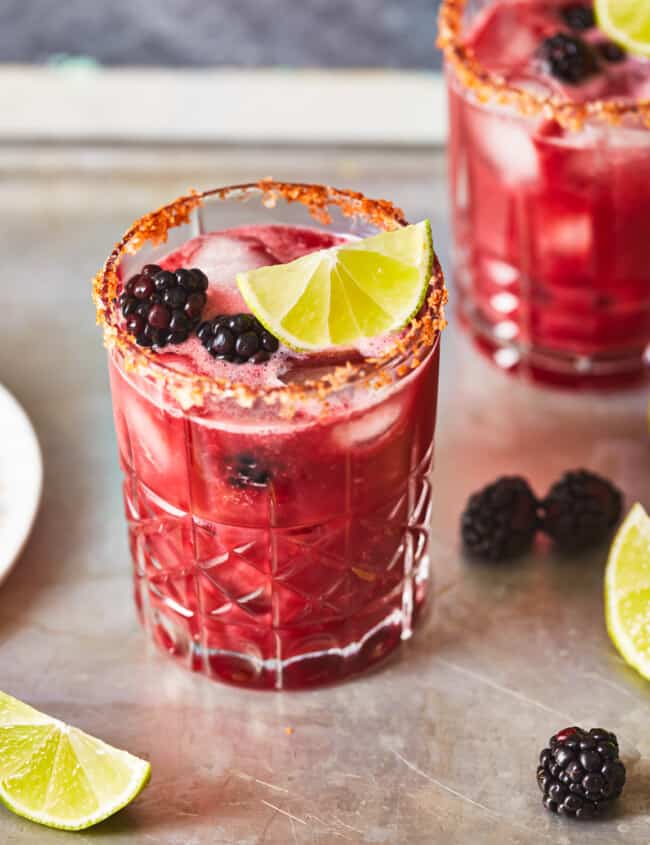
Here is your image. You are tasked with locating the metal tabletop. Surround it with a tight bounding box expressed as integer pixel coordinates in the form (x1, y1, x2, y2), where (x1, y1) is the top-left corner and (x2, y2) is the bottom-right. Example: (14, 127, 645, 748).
(1, 145, 649, 845)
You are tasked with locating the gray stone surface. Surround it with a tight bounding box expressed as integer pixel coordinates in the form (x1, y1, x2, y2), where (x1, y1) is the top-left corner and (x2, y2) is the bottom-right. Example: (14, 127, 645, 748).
(0, 0, 443, 69)
(1, 144, 650, 843)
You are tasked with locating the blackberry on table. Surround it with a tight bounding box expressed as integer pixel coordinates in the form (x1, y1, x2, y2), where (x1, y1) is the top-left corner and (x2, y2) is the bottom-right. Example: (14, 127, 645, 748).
(199, 313, 280, 364)
(540, 33, 599, 84)
(537, 727, 626, 818)
(540, 469, 622, 552)
(461, 476, 538, 561)
(120, 266, 207, 347)
(559, 4, 595, 31)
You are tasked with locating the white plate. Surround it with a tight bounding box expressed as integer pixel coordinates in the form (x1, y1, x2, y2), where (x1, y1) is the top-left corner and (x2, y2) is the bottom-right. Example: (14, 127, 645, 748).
(0, 383, 43, 586)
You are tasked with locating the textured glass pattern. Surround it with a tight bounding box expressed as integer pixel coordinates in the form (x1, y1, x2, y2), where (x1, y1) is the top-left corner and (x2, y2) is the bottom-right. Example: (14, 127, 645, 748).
(110, 348, 439, 689)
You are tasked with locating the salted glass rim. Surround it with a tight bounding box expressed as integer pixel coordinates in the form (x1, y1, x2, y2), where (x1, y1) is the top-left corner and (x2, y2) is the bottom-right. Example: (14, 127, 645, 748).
(437, 0, 650, 130)
(93, 179, 446, 412)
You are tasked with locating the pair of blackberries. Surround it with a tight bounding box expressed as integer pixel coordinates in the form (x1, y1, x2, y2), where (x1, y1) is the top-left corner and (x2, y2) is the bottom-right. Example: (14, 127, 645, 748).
(538, 727, 626, 818)
(461, 470, 622, 561)
(119, 265, 280, 364)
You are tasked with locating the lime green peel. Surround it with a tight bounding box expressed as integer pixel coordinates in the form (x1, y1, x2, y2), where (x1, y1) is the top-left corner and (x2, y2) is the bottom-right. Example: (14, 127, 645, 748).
(0, 691, 150, 831)
(605, 504, 650, 682)
(595, 0, 650, 58)
(236, 221, 434, 351)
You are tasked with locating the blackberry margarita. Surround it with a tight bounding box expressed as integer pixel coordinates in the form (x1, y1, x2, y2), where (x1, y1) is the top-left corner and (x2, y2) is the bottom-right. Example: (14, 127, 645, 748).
(439, 0, 650, 388)
(94, 182, 445, 689)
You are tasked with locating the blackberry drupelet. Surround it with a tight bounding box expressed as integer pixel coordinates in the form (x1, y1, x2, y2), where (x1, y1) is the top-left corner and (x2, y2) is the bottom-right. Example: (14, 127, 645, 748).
(119, 265, 208, 348)
(461, 476, 538, 561)
(597, 41, 626, 63)
(198, 313, 280, 364)
(540, 33, 599, 84)
(537, 727, 626, 818)
(540, 469, 622, 552)
(559, 4, 595, 31)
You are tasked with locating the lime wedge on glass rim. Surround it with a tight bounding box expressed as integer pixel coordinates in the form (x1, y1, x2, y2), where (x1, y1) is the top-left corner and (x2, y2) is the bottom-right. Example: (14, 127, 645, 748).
(0, 690, 151, 831)
(236, 221, 433, 350)
(605, 503, 650, 681)
(595, 0, 650, 57)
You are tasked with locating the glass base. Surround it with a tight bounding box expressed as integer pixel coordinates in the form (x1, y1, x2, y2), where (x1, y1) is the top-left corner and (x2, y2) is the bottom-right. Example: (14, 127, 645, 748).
(458, 300, 650, 391)
(127, 472, 432, 690)
(136, 590, 429, 690)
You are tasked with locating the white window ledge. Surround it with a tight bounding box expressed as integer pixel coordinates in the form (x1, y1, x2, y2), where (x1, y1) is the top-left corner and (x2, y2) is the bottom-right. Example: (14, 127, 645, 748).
(0, 66, 447, 146)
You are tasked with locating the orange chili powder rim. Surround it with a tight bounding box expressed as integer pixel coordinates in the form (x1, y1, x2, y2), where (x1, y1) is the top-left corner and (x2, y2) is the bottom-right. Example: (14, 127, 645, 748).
(93, 180, 447, 411)
(438, 0, 650, 130)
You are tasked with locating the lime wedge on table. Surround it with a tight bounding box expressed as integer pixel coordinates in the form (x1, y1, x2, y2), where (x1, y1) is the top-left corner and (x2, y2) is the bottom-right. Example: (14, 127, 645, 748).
(0, 691, 150, 830)
(605, 504, 650, 681)
(595, 0, 650, 57)
(236, 221, 433, 350)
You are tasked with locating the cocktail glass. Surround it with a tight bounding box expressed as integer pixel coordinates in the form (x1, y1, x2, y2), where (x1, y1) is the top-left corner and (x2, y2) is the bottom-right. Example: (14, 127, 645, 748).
(439, 0, 650, 389)
(93, 181, 446, 689)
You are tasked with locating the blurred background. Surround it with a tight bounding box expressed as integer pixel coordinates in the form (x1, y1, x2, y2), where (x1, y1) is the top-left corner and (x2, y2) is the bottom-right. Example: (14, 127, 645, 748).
(0, 2, 445, 148)
(3, 0, 444, 69)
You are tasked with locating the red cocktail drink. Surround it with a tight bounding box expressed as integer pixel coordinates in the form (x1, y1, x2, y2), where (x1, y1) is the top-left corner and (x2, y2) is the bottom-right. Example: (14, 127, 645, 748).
(440, 0, 650, 388)
(94, 183, 445, 689)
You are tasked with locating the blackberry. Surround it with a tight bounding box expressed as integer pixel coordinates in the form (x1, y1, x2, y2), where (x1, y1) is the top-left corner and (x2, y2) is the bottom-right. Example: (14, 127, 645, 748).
(559, 4, 595, 31)
(540, 33, 599, 84)
(537, 727, 626, 818)
(198, 313, 280, 364)
(597, 41, 626, 63)
(461, 476, 538, 561)
(540, 469, 622, 552)
(227, 453, 270, 488)
(119, 266, 208, 347)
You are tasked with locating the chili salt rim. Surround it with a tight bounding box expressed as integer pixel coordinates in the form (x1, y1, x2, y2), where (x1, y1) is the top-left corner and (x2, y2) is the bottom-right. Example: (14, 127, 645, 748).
(92, 180, 447, 411)
(437, 0, 650, 129)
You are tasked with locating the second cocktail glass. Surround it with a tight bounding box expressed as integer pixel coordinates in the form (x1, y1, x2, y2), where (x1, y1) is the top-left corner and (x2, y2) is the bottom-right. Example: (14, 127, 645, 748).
(439, 0, 650, 388)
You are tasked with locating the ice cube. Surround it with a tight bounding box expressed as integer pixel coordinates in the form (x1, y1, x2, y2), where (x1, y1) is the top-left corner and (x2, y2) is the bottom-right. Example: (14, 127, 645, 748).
(540, 214, 592, 257)
(509, 75, 557, 99)
(473, 113, 540, 182)
(124, 392, 176, 471)
(333, 399, 403, 449)
(191, 234, 272, 288)
(471, 5, 542, 71)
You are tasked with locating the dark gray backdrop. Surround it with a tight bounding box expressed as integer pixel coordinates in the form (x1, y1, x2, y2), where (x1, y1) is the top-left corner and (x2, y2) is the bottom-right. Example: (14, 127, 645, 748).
(0, 0, 443, 69)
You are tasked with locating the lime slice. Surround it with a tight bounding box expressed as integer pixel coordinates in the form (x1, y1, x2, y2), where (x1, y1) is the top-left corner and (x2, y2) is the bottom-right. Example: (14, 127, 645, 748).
(595, 0, 650, 57)
(605, 503, 650, 681)
(236, 221, 433, 350)
(0, 691, 151, 830)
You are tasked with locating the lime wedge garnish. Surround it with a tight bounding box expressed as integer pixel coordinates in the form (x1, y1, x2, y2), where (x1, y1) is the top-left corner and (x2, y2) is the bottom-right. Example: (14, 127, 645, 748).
(595, 0, 650, 57)
(605, 503, 650, 681)
(0, 691, 151, 831)
(236, 221, 433, 350)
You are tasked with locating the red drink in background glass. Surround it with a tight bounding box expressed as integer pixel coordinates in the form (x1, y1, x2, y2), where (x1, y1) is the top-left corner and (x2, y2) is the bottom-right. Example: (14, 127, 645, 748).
(94, 183, 446, 689)
(440, 0, 650, 388)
